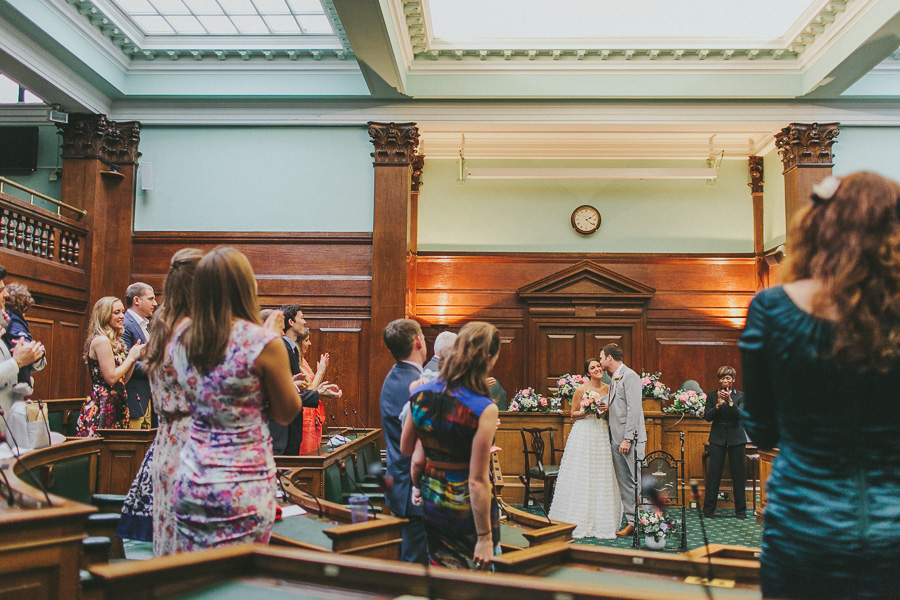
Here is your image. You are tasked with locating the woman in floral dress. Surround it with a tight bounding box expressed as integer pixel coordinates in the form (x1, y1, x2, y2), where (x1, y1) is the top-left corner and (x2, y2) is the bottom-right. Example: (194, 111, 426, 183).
(76, 297, 145, 437)
(116, 249, 205, 553)
(171, 247, 301, 550)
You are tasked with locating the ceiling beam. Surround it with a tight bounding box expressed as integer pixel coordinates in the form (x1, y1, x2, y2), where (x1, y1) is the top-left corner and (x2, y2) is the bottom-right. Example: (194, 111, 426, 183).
(330, 0, 406, 99)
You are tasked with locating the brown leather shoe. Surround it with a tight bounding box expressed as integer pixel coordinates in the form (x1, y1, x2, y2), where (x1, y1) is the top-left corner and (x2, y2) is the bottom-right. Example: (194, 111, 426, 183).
(615, 524, 635, 537)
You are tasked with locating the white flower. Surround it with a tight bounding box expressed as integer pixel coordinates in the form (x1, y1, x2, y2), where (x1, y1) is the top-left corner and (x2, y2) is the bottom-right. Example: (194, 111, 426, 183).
(813, 176, 840, 201)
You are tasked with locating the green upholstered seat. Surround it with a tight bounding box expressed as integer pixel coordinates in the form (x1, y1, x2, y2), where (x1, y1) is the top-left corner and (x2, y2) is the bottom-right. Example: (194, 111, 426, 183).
(43, 454, 93, 504)
(323, 462, 343, 504)
(528, 465, 559, 477)
(680, 379, 704, 394)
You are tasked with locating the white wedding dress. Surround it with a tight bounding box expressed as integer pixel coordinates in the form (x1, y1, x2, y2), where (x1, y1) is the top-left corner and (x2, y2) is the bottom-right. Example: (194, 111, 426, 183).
(548, 414, 622, 539)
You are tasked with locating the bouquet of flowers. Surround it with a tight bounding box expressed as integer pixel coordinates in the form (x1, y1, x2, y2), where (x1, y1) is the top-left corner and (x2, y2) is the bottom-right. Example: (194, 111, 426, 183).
(639, 509, 677, 542)
(579, 389, 607, 419)
(554, 373, 586, 405)
(640, 371, 670, 400)
(508, 387, 560, 413)
(663, 389, 706, 418)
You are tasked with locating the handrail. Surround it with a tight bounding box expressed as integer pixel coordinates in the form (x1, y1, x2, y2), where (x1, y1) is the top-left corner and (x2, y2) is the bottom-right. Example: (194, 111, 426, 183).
(0, 176, 87, 217)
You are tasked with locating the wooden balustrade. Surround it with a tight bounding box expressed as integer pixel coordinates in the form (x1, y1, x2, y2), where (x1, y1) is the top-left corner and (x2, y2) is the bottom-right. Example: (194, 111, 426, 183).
(0, 189, 86, 267)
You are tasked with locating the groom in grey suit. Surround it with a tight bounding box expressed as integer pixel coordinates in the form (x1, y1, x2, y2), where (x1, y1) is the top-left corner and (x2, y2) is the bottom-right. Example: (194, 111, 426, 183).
(599, 343, 646, 537)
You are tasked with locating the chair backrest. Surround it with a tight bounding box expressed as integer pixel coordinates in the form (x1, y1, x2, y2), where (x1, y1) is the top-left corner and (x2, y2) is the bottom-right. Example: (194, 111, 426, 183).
(519, 428, 556, 474)
(679, 379, 704, 394)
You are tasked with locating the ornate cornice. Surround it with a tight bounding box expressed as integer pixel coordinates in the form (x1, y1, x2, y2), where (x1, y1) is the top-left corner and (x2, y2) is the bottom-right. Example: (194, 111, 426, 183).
(59, 114, 142, 164)
(775, 122, 840, 170)
(368, 122, 420, 165)
(748, 156, 764, 194)
(410, 154, 425, 191)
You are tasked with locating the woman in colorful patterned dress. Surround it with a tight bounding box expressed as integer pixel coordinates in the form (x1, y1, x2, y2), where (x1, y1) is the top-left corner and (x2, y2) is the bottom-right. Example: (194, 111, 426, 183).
(401, 321, 501, 570)
(171, 247, 301, 550)
(116, 249, 205, 553)
(76, 296, 145, 437)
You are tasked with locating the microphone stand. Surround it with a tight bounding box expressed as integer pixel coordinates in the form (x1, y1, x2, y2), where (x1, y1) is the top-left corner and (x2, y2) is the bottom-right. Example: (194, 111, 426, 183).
(277, 469, 323, 519)
(690, 480, 716, 598)
(337, 460, 376, 518)
(351, 409, 367, 433)
(38, 400, 52, 447)
(632, 432, 640, 548)
(0, 426, 52, 507)
(313, 417, 322, 456)
(0, 408, 20, 455)
(342, 409, 357, 437)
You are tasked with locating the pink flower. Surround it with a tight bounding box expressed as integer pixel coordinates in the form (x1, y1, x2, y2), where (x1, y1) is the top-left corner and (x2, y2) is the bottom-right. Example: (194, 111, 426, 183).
(557, 378, 566, 386)
(641, 377, 651, 385)
(654, 382, 663, 389)
(509, 401, 519, 411)
(539, 397, 548, 407)
(522, 389, 531, 396)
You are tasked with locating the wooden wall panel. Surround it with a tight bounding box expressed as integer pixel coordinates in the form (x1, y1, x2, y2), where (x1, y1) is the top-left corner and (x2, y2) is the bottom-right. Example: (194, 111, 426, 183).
(648, 329, 743, 394)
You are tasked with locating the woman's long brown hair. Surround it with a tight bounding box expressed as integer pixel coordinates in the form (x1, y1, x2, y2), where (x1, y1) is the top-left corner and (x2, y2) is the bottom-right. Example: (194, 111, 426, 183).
(439, 322, 501, 396)
(182, 247, 262, 372)
(782, 171, 900, 372)
(144, 248, 204, 374)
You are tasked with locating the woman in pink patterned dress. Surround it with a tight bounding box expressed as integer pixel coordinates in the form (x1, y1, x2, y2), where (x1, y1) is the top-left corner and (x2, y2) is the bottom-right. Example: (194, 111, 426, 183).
(76, 297, 145, 437)
(142, 248, 204, 555)
(171, 247, 301, 550)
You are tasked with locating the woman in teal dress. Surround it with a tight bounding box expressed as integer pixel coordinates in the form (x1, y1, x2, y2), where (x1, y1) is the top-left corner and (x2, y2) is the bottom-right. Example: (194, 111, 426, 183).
(739, 172, 900, 599)
(401, 322, 500, 570)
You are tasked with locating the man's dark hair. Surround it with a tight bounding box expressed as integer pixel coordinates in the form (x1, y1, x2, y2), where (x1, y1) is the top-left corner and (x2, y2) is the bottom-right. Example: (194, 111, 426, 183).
(383, 318, 422, 361)
(280, 304, 301, 333)
(0, 265, 7, 280)
(602, 343, 624, 362)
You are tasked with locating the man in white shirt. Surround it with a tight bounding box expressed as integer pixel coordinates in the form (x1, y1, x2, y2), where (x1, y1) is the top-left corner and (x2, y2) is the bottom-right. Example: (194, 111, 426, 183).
(122, 282, 157, 429)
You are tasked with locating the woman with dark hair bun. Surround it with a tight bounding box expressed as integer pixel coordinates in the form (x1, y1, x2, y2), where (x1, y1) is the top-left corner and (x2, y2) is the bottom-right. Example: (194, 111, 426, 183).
(548, 358, 620, 538)
(400, 321, 500, 570)
(740, 172, 900, 599)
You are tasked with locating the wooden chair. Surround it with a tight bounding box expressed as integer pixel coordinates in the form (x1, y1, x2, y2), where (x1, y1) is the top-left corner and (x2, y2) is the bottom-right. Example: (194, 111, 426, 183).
(519, 428, 561, 513)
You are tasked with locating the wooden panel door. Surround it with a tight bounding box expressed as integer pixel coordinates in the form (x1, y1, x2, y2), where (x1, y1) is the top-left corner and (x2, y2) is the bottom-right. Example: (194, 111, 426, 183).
(538, 327, 579, 394)
(584, 328, 633, 366)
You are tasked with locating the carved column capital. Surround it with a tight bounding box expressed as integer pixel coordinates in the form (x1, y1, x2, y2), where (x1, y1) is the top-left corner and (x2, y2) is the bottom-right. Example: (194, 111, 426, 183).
(411, 153, 425, 192)
(368, 122, 419, 165)
(775, 122, 839, 170)
(58, 114, 142, 164)
(748, 156, 764, 194)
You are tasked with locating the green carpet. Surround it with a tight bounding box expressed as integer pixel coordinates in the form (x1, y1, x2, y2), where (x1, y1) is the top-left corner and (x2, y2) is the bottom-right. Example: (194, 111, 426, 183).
(519, 505, 762, 553)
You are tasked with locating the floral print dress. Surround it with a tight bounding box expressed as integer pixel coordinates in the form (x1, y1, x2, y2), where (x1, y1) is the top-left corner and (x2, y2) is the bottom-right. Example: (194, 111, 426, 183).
(171, 320, 279, 551)
(75, 337, 130, 437)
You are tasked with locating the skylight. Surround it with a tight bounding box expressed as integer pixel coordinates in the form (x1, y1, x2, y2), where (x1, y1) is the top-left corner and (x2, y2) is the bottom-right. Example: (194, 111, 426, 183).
(427, 0, 821, 48)
(110, 0, 334, 36)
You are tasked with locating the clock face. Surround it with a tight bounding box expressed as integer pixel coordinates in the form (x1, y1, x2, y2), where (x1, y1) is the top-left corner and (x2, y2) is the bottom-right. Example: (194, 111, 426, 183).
(571, 205, 601, 235)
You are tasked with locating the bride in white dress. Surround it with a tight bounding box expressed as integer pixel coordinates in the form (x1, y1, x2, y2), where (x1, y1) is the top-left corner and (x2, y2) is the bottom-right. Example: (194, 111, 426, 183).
(548, 359, 622, 539)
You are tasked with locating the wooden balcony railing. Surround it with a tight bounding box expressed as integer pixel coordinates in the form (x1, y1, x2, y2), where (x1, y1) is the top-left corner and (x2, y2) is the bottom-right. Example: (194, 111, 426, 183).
(0, 183, 88, 267)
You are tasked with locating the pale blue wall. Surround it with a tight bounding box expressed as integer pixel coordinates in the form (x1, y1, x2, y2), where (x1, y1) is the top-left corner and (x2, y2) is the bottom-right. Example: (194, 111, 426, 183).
(0, 125, 62, 214)
(763, 148, 786, 250)
(832, 126, 900, 182)
(135, 126, 374, 232)
(417, 159, 754, 253)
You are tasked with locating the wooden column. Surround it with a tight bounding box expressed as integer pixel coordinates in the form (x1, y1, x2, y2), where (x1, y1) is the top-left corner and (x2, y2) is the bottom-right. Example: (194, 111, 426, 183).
(58, 114, 141, 311)
(408, 154, 424, 317)
(774, 122, 839, 230)
(367, 122, 419, 424)
(748, 156, 765, 289)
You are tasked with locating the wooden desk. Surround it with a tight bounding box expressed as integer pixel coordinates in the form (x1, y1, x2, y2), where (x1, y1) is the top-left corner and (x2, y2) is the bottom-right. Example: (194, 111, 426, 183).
(1, 446, 96, 600)
(89, 544, 758, 600)
(494, 543, 761, 599)
(275, 468, 405, 559)
(498, 503, 576, 552)
(756, 449, 777, 524)
(96, 428, 156, 495)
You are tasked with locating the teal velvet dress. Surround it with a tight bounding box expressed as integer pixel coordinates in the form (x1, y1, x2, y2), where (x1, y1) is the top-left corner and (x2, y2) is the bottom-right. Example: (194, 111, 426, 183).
(739, 287, 900, 599)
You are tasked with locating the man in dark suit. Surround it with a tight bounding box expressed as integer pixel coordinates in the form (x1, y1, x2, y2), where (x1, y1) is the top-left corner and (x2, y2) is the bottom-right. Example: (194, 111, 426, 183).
(380, 318, 427, 564)
(702, 365, 748, 519)
(270, 304, 320, 456)
(122, 282, 156, 429)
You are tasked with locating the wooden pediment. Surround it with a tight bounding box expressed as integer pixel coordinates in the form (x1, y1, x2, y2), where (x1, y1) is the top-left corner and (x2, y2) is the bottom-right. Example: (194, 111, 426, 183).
(517, 261, 655, 305)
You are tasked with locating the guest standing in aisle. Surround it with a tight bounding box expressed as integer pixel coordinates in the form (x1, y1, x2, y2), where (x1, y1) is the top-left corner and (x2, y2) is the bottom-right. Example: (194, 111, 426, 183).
(702, 366, 748, 519)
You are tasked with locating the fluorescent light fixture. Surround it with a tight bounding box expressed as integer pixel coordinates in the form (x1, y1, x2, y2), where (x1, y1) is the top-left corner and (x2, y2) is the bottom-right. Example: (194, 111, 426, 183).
(465, 167, 718, 180)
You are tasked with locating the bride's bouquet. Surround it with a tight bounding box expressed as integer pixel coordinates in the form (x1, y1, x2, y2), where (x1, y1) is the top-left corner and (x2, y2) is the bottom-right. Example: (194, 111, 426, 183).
(554, 373, 587, 406)
(663, 389, 706, 418)
(579, 389, 607, 419)
(508, 387, 560, 413)
(640, 371, 670, 400)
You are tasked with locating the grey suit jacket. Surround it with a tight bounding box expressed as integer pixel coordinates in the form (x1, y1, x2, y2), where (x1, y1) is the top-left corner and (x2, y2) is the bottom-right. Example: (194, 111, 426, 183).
(606, 365, 647, 445)
(0, 340, 20, 433)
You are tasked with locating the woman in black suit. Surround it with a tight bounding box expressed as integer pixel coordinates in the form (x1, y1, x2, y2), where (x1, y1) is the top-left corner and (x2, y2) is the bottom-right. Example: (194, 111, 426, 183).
(702, 365, 748, 519)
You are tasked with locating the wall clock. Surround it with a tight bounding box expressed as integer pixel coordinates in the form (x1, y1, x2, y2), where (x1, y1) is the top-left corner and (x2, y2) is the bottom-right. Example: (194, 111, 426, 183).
(571, 205, 601, 235)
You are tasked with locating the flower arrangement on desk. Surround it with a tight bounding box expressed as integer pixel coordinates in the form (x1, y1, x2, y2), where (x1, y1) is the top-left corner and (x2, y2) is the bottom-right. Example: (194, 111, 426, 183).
(640, 371, 670, 400)
(580, 389, 607, 419)
(663, 389, 706, 418)
(508, 387, 560, 413)
(554, 373, 586, 406)
(639, 509, 677, 542)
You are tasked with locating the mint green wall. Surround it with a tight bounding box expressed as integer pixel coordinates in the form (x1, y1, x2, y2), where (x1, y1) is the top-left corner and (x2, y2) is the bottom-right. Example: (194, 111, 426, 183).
(417, 159, 754, 253)
(0, 125, 62, 214)
(832, 126, 900, 182)
(135, 127, 374, 232)
(763, 148, 786, 250)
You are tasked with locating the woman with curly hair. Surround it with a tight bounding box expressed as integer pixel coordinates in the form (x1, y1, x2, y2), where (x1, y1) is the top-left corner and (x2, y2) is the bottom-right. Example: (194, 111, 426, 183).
(740, 172, 900, 599)
(75, 296, 145, 437)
